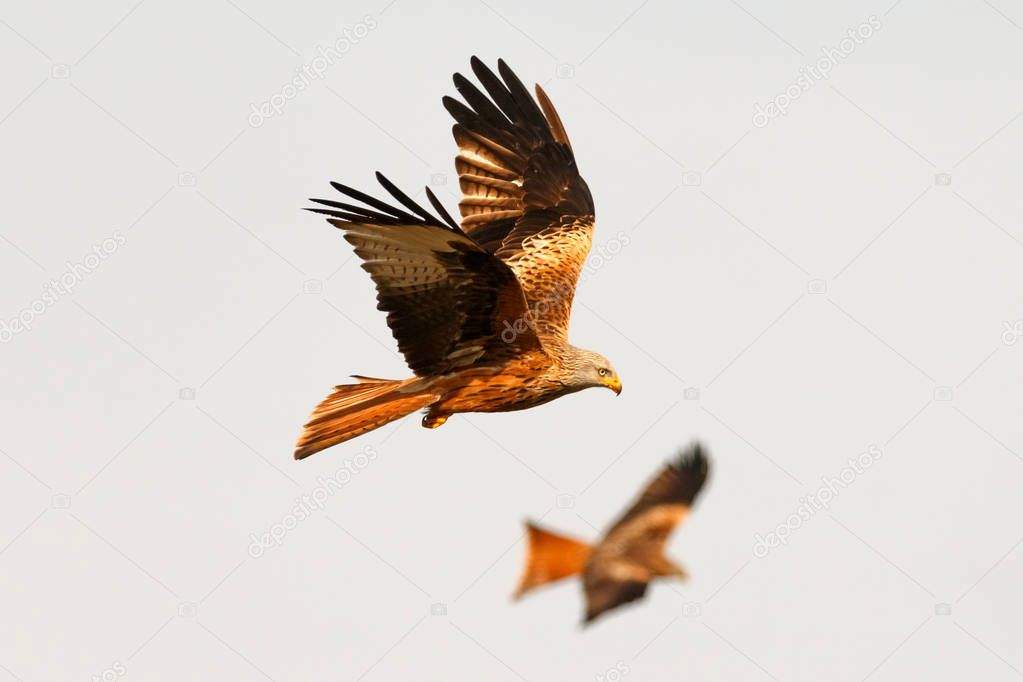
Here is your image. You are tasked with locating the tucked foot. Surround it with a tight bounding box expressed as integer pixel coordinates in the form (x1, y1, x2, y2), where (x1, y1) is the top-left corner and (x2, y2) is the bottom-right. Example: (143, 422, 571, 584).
(422, 413, 449, 429)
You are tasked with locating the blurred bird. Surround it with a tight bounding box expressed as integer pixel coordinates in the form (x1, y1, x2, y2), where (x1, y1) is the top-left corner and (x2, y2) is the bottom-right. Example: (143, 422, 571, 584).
(295, 57, 621, 460)
(515, 443, 710, 625)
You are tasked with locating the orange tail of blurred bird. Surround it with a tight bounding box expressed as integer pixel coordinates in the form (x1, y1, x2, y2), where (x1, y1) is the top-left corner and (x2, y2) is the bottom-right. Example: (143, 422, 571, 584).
(294, 378, 436, 460)
(515, 521, 592, 598)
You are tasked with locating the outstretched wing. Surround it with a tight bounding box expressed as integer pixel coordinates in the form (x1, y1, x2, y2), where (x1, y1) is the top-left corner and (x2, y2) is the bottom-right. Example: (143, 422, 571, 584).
(603, 442, 710, 540)
(582, 574, 648, 625)
(443, 57, 595, 340)
(308, 173, 542, 376)
(582, 444, 711, 624)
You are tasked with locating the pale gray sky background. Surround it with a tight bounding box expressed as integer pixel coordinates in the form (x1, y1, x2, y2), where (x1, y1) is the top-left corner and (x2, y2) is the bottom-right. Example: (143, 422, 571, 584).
(1, 0, 1022, 680)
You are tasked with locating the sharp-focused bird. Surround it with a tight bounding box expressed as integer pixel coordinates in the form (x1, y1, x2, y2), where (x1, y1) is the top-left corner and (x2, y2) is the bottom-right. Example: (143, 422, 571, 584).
(295, 57, 621, 459)
(515, 443, 710, 624)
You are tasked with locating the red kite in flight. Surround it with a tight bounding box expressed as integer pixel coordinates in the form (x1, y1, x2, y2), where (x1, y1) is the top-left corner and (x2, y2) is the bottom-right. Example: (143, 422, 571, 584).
(516, 444, 710, 624)
(295, 57, 620, 459)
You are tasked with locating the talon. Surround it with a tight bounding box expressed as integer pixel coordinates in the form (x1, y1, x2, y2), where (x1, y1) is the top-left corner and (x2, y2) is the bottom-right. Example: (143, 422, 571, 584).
(422, 414, 449, 429)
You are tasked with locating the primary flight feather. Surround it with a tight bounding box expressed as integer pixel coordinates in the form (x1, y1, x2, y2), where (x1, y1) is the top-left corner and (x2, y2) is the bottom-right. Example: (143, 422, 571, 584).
(295, 57, 621, 459)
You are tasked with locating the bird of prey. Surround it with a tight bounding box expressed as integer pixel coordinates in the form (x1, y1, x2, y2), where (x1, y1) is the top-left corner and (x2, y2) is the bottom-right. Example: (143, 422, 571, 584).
(515, 444, 710, 625)
(294, 57, 622, 460)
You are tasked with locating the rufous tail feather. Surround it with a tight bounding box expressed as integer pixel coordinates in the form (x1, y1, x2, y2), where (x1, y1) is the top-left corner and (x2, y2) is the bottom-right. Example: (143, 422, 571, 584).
(294, 378, 435, 459)
(514, 521, 592, 599)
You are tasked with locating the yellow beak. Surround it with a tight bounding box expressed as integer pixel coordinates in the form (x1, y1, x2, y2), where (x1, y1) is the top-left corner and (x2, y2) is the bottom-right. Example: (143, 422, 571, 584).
(601, 375, 622, 395)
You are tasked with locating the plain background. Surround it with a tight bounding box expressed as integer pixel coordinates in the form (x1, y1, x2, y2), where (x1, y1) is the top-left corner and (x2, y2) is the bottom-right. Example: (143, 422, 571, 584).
(2, 0, 1022, 680)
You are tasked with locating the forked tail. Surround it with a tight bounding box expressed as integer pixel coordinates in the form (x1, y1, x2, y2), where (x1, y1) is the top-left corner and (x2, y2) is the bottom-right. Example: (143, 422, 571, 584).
(294, 377, 436, 459)
(514, 521, 592, 598)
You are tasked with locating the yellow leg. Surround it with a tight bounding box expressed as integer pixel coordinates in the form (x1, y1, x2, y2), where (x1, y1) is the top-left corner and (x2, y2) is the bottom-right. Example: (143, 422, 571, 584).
(422, 413, 449, 429)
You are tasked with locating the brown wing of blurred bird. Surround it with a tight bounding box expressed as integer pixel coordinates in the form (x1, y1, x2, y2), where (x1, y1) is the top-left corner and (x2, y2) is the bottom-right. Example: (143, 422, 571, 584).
(514, 443, 710, 625)
(294, 57, 622, 460)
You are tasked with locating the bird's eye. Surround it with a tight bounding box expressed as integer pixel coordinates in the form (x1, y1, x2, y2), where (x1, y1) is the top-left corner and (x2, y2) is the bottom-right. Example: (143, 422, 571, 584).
(598, 368, 608, 377)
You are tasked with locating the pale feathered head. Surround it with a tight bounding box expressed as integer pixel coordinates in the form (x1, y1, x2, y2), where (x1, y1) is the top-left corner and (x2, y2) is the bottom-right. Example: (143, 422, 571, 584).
(564, 348, 621, 395)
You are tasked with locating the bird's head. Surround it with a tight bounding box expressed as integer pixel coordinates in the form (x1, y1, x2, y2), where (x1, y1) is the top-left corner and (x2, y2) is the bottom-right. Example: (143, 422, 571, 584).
(568, 349, 621, 395)
(655, 557, 688, 580)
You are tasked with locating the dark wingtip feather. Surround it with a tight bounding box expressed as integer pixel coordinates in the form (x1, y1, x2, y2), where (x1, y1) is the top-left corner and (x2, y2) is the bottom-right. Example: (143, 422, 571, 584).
(441, 94, 462, 113)
(329, 180, 357, 195)
(375, 172, 441, 225)
(672, 442, 709, 476)
(424, 186, 461, 231)
(443, 97, 477, 128)
(304, 207, 365, 222)
(313, 175, 456, 230)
